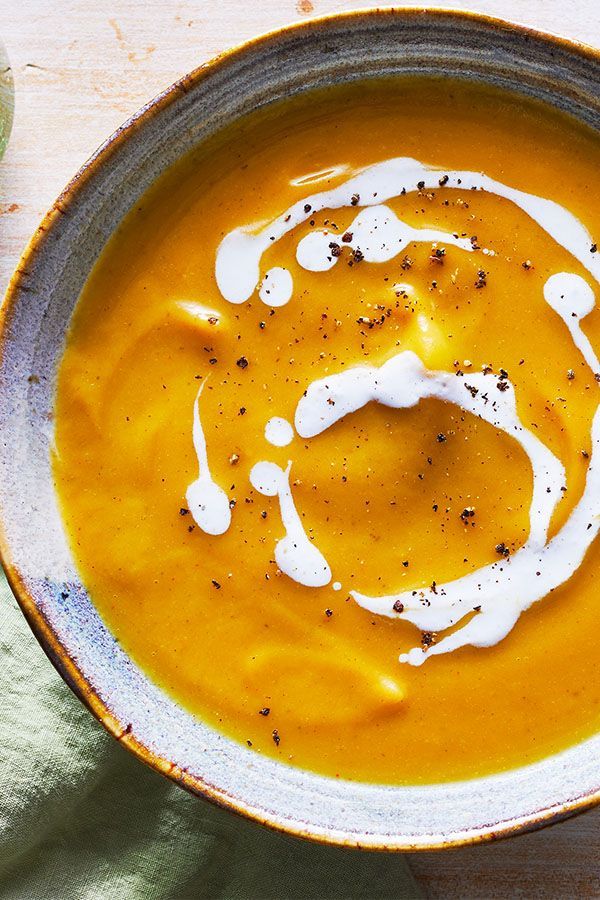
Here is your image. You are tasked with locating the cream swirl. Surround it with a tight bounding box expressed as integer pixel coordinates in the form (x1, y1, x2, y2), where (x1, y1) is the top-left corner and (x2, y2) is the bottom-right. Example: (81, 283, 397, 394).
(215, 156, 600, 305)
(206, 156, 600, 665)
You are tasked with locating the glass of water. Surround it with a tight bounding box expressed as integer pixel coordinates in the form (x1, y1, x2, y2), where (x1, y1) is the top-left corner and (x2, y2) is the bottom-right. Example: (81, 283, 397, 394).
(0, 41, 14, 159)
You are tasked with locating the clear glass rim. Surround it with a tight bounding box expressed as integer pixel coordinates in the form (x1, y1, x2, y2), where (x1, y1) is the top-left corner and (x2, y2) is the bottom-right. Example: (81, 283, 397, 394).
(0, 41, 14, 158)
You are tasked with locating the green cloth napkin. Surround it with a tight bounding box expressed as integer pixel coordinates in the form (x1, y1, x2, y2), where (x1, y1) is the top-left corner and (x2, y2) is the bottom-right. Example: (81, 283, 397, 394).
(0, 571, 421, 899)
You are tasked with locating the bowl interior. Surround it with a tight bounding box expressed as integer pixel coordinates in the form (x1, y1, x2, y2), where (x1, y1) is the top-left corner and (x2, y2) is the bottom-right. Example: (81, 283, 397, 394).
(1, 9, 600, 849)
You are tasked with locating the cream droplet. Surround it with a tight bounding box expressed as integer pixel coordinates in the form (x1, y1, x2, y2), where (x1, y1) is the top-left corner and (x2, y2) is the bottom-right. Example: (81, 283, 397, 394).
(250, 461, 331, 588)
(265, 416, 294, 447)
(186, 384, 231, 536)
(259, 267, 293, 307)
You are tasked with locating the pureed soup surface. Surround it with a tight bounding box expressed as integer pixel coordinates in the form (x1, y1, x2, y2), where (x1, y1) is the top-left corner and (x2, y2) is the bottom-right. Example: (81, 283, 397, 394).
(53, 78, 600, 785)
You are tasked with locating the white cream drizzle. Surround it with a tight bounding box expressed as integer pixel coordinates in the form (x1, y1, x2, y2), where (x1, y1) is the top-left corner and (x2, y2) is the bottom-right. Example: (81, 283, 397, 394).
(295, 304, 600, 664)
(249, 460, 331, 588)
(265, 416, 294, 447)
(296, 205, 473, 272)
(207, 154, 600, 666)
(544, 273, 600, 373)
(296, 350, 565, 550)
(215, 156, 600, 305)
(186, 384, 231, 536)
(390, 404, 600, 666)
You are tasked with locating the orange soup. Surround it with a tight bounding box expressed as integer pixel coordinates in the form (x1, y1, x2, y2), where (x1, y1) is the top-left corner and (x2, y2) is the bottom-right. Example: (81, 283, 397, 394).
(53, 78, 600, 784)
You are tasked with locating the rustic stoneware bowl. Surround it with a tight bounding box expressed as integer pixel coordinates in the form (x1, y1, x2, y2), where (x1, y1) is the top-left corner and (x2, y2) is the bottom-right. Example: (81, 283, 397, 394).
(2, 8, 600, 851)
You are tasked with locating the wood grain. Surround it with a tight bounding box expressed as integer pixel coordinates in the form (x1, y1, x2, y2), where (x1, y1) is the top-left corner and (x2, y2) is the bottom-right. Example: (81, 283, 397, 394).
(2, 2, 600, 896)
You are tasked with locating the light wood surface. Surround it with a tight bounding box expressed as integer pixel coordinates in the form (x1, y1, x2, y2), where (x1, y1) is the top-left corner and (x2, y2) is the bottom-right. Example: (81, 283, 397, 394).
(2, 2, 600, 896)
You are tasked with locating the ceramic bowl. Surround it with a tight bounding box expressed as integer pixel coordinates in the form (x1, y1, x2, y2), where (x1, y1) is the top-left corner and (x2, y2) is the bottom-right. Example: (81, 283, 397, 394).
(2, 8, 600, 851)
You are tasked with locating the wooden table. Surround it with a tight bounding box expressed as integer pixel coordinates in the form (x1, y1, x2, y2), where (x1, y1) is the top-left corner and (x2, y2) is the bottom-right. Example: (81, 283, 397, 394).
(2, 1, 599, 895)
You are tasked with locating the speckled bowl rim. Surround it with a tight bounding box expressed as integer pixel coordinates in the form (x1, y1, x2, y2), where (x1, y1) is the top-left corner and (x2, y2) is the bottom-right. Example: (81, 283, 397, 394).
(2, 6, 600, 851)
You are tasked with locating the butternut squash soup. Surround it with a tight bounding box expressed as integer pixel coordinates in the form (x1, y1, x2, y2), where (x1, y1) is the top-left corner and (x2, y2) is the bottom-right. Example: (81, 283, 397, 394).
(53, 78, 600, 784)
